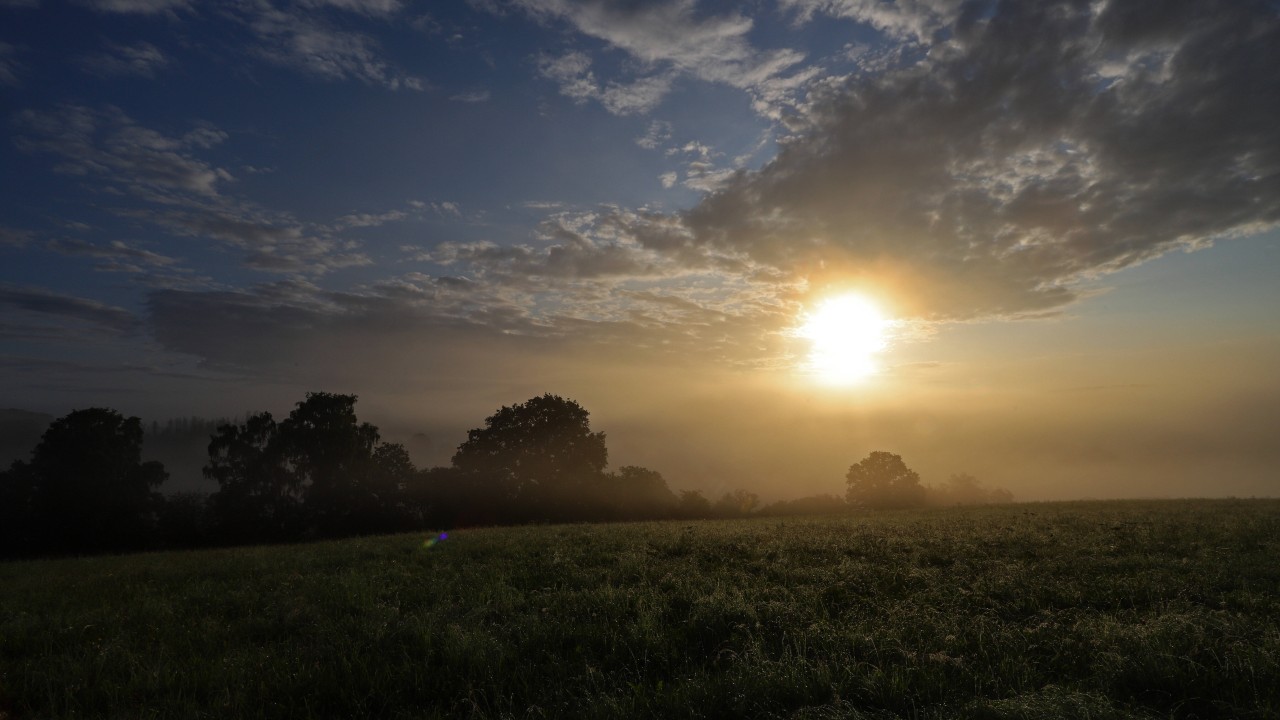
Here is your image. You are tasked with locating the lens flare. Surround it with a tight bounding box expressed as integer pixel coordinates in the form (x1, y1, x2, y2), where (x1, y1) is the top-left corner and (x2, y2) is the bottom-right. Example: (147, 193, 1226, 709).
(422, 531, 449, 549)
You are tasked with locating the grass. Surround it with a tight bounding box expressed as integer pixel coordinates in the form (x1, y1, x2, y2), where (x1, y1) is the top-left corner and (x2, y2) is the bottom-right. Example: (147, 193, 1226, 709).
(2, 499, 1279, 719)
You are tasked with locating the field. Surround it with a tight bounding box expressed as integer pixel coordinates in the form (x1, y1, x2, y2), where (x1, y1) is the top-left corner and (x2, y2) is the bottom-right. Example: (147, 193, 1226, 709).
(2, 500, 1279, 719)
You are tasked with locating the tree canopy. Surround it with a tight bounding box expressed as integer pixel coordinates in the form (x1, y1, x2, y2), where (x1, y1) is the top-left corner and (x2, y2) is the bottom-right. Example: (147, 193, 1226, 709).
(206, 393, 415, 540)
(3, 408, 166, 553)
(452, 393, 608, 514)
(845, 451, 926, 510)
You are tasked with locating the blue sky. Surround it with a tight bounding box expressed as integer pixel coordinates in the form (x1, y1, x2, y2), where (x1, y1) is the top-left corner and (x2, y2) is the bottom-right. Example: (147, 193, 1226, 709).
(2, 0, 1278, 499)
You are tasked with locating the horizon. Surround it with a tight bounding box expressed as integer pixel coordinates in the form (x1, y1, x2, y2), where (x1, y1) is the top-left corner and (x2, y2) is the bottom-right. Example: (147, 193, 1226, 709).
(2, 0, 1278, 504)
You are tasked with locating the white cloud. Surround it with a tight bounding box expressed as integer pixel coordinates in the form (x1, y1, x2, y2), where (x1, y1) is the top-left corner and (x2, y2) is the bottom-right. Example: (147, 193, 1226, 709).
(509, 0, 812, 117)
(635, 119, 672, 149)
(659, 171, 677, 189)
(779, 0, 964, 42)
(598, 73, 672, 115)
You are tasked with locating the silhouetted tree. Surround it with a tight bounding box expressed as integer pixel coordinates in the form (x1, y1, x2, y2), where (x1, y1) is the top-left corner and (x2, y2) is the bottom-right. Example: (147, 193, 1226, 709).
(157, 492, 212, 549)
(278, 392, 382, 535)
(0, 461, 38, 556)
(845, 451, 926, 510)
(206, 393, 419, 541)
(677, 489, 712, 519)
(206, 411, 300, 542)
(713, 488, 761, 518)
(361, 442, 418, 531)
(18, 408, 167, 554)
(452, 394, 608, 520)
(927, 472, 1015, 506)
(758, 493, 848, 517)
(597, 466, 678, 519)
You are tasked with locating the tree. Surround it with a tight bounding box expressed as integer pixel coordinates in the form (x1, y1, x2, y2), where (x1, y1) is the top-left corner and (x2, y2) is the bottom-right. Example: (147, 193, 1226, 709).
(206, 411, 300, 542)
(452, 394, 607, 518)
(677, 489, 712, 519)
(713, 488, 761, 518)
(23, 408, 167, 553)
(278, 392, 382, 535)
(599, 466, 678, 519)
(206, 392, 408, 541)
(928, 472, 1015, 506)
(845, 451, 926, 510)
(0, 461, 38, 557)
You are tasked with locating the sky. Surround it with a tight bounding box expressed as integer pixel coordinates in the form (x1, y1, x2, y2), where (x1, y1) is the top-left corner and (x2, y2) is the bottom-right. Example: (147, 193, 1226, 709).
(2, 0, 1278, 501)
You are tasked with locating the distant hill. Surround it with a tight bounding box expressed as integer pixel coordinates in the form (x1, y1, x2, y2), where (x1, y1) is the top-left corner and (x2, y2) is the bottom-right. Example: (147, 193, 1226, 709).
(0, 409, 54, 466)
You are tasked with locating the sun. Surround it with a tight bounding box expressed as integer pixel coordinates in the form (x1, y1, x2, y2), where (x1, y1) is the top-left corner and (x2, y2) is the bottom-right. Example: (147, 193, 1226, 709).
(798, 293, 890, 385)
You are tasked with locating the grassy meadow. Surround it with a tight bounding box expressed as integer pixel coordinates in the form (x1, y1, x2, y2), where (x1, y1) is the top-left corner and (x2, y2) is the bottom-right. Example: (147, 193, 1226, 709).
(2, 500, 1278, 719)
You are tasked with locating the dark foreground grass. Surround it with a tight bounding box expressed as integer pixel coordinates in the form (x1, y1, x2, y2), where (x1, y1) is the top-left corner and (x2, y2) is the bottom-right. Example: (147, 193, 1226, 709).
(2, 500, 1279, 719)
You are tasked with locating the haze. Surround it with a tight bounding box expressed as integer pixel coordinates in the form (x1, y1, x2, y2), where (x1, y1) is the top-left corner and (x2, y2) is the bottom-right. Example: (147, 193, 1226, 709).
(2, 0, 1277, 503)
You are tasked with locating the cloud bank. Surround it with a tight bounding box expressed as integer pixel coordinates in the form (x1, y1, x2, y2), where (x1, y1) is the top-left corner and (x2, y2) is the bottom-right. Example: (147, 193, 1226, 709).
(679, 0, 1280, 320)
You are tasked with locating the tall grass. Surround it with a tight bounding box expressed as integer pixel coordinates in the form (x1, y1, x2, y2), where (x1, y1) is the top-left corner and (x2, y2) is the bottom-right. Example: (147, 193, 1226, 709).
(2, 499, 1278, 718)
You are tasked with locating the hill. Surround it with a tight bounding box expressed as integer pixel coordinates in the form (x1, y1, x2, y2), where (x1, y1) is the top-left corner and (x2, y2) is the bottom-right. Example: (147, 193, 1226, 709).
(2, 500, 1278, 719)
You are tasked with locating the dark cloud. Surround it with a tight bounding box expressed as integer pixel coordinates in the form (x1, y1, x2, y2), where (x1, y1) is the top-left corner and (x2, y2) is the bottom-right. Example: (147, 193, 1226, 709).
(0, 226, 33, 247)
(0, 41, 23, 86)
(244, 1, 424, 91)
(80, 41, 170, 77)
(0, 284, 139, 334)
(47, 237, 177, 269)
(77, 0, 190, 14)
(678, 0, 1280, 320)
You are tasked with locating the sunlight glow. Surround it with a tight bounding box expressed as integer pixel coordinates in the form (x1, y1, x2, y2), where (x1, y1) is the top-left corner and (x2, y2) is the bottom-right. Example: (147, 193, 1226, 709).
(799, 294, 890, 385)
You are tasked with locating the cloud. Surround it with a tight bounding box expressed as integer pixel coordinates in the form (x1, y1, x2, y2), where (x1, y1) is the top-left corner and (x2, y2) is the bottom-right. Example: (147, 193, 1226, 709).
(635, 119, 671, 149)
(150, 205, 372, 274)
(13, 104, 232, 198)
(299, 0, 404, 16)
(780, 0, 963, 42)
(334, 209, 409, 229)
(536, 50, 600, 104)
(246, 3, 423, 91)
(0, 42, 23, 86)
(598, 73, 673, 115)
(78, 0, 189, 14)
(665, 140, 739, 193)
(143, 261, 794, 390)
(47, 238, 179, 272)
(450, 89, 491, 102)
(81, 41, 170, 77)
(14, 104, 368, 276)
(0, 284, 140, 334)
(512, 0, 812, 117)
(0, 227, 33, 247)
(671, 0, 1280, 321)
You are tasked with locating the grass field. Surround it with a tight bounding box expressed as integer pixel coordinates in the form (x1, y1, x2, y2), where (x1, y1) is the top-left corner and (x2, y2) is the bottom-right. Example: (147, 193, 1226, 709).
(2, 500, 1279, 719)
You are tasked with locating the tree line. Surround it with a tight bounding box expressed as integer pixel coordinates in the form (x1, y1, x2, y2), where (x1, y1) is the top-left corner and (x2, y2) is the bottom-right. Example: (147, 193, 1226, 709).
(0, 392, 1011, 558)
